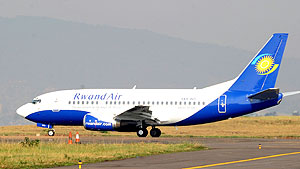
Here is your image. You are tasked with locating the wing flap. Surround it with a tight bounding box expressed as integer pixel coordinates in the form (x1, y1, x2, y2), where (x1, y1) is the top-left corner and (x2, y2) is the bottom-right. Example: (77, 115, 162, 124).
(115, 106, 160, 125)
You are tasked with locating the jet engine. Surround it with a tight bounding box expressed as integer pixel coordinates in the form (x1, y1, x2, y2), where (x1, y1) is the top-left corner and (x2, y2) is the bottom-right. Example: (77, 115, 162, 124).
(83, 113, 138, 132)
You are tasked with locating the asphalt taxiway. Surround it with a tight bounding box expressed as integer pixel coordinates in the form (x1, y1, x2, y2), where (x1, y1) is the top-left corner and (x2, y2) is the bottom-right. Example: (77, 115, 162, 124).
(44, 137, 300, 169)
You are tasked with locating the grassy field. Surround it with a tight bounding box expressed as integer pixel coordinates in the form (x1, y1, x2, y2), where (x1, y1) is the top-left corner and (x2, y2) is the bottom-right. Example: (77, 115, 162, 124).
(1, 116, 300, 168)
(0, 141, 204, 169)
(1, 116, 300, 138)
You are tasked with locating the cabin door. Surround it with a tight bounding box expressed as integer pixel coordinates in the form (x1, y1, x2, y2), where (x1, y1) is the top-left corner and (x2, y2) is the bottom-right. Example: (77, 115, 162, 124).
(218, 95, 227, 113)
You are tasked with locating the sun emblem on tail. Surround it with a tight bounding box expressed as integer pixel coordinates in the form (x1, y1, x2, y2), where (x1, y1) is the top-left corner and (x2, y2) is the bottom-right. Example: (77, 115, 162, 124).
(251, 54, 279, 75)
(255, 55, 274, 74)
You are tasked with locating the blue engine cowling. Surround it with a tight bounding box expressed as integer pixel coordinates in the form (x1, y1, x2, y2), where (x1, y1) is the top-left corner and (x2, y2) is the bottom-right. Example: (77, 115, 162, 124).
(83, 114, 115, 131)
(83, 113, 139, 132)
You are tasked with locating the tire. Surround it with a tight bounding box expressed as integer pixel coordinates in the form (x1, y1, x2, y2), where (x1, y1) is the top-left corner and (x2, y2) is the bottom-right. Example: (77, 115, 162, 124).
(48, 129, 55, 136)
(137, 128, 148, 137)
(150, 128, 161, 137)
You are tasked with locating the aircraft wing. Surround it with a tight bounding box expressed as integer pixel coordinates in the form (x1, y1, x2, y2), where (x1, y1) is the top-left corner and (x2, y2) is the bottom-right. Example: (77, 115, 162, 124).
(114, 106, 160, 125)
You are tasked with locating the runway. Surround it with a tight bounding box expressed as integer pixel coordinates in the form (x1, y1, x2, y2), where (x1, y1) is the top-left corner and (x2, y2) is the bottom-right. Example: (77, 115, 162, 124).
(46, 137, 300, 169)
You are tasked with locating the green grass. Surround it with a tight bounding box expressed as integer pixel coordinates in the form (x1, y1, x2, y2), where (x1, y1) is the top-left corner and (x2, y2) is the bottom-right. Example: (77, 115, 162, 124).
(2, 116, 300, 138)
(0, 141, 205, 169)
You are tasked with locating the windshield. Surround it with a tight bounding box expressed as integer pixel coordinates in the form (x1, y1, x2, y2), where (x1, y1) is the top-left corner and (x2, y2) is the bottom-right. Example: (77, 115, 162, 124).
(32, 98, 41, 104)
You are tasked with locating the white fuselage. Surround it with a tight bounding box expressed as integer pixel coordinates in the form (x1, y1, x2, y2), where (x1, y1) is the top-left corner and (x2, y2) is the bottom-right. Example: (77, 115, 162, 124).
(17, 79, 235, 125)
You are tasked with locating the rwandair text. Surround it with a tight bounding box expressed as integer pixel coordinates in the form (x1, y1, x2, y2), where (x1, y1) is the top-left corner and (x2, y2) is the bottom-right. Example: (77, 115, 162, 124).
(73, 93, 123, 100)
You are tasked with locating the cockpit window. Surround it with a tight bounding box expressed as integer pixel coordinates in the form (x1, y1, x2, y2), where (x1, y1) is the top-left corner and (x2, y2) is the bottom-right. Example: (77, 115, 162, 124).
(32, 99, 41, 104)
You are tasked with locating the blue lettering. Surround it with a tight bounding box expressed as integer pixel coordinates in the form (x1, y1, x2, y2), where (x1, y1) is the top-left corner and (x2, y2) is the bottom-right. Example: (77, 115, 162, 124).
(101, 93, 107, 100)
(88, 95, 94, 100)
(73, 93, 122, 100)
(107, 93, 114, 100)
(81, 95, 87, 100)
(74, 93, 80, 100)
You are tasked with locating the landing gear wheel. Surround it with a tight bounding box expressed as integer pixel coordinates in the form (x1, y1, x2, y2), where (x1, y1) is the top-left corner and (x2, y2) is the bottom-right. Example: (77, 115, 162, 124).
(137, 128, 148, 137)
(48, 129, 55, 136)
(150, 128, 161, 137)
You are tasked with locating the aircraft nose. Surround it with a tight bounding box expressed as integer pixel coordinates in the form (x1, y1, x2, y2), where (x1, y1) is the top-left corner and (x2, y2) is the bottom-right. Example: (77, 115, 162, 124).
(16, 103, 31, 118)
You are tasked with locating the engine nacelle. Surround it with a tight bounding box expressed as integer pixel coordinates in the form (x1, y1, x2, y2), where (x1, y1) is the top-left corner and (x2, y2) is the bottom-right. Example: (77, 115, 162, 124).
(83, 114, 115, 131)
(83, 113, 139, 132)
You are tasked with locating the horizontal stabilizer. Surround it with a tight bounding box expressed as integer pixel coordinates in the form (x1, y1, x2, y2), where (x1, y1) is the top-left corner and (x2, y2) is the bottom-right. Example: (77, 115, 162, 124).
(283, 91, 300, 97)
(248, 88, 279, 100)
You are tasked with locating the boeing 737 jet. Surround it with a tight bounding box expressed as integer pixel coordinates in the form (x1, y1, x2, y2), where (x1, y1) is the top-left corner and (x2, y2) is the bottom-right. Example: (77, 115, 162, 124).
(17, 33, 299, 137)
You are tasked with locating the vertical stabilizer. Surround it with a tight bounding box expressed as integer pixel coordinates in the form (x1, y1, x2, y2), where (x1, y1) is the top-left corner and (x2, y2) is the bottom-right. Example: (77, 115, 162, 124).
(229, 33, 288, 92)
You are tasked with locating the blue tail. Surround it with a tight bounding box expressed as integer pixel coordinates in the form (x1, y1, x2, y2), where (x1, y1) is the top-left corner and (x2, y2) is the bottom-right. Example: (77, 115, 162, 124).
(229, 33, 288, 92)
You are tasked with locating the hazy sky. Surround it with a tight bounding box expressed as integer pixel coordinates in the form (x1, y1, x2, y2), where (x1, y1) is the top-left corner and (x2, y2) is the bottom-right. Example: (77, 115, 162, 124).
(0, 0, 299, 58)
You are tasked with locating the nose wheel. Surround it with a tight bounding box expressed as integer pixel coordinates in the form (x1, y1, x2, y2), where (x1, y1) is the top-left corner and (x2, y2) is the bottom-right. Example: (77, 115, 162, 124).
(48, 129, 55, 136)
(150, 127, 161, 137)
(137, 128, 148, 137)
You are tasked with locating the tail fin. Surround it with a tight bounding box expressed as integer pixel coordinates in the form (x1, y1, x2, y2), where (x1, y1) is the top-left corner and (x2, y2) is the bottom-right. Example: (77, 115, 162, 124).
(229, 33, 288, 92)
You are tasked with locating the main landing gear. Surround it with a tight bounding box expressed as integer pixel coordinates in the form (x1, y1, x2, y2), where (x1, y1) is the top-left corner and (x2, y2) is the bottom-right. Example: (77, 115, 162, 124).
(137, 128, 148, 137)
(150, 127, 161, 137)
(136, 127, 161, 137)
(48, 129, 55, 136)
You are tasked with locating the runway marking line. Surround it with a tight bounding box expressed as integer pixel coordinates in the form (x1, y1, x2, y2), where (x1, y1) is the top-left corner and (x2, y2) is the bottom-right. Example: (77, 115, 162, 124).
(183, 151, 300, 169)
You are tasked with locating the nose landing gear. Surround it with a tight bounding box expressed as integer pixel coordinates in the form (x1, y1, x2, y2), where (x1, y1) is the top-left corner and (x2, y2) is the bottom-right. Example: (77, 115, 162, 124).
(48, 129, 55, 136)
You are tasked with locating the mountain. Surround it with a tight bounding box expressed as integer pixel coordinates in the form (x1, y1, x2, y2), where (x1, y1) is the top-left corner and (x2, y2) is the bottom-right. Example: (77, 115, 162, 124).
(0, 16, 299, 126)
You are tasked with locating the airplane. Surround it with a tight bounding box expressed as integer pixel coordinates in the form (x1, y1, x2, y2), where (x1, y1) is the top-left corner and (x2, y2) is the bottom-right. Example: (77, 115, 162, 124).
(17, 33, 300, 137)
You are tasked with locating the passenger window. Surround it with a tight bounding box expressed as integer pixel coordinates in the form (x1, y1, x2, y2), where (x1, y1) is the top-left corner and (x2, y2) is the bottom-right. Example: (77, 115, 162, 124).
(91, 101, 94, 104)
(110, 101, 112, 104)
(203, 102, 205, 105)
(138, 101, 140, 105)
(198, 102, 200, 105)
(77, 101, 80, 104)
(73, 101, 75, 104)
(170, 101, 173, 105)
(82, 101, 84, 104)
(152, 101, 155, 105)
(123, 101, 125, 104)
(193, 102, 196, 105)
(86, 101, 89, 104)
(161, 101, 164, 105)
(166, 102, 168, 105)
(68, 101, 71, 104)
(133, 101, 135, 105)
(175, 101, 177, 105)
(96, 101, 98, 104)
(157, 101, 159, 105)
(184, 102, 186, 105)
(127, 101, 130, 104)
(179, 102, 181, 105)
